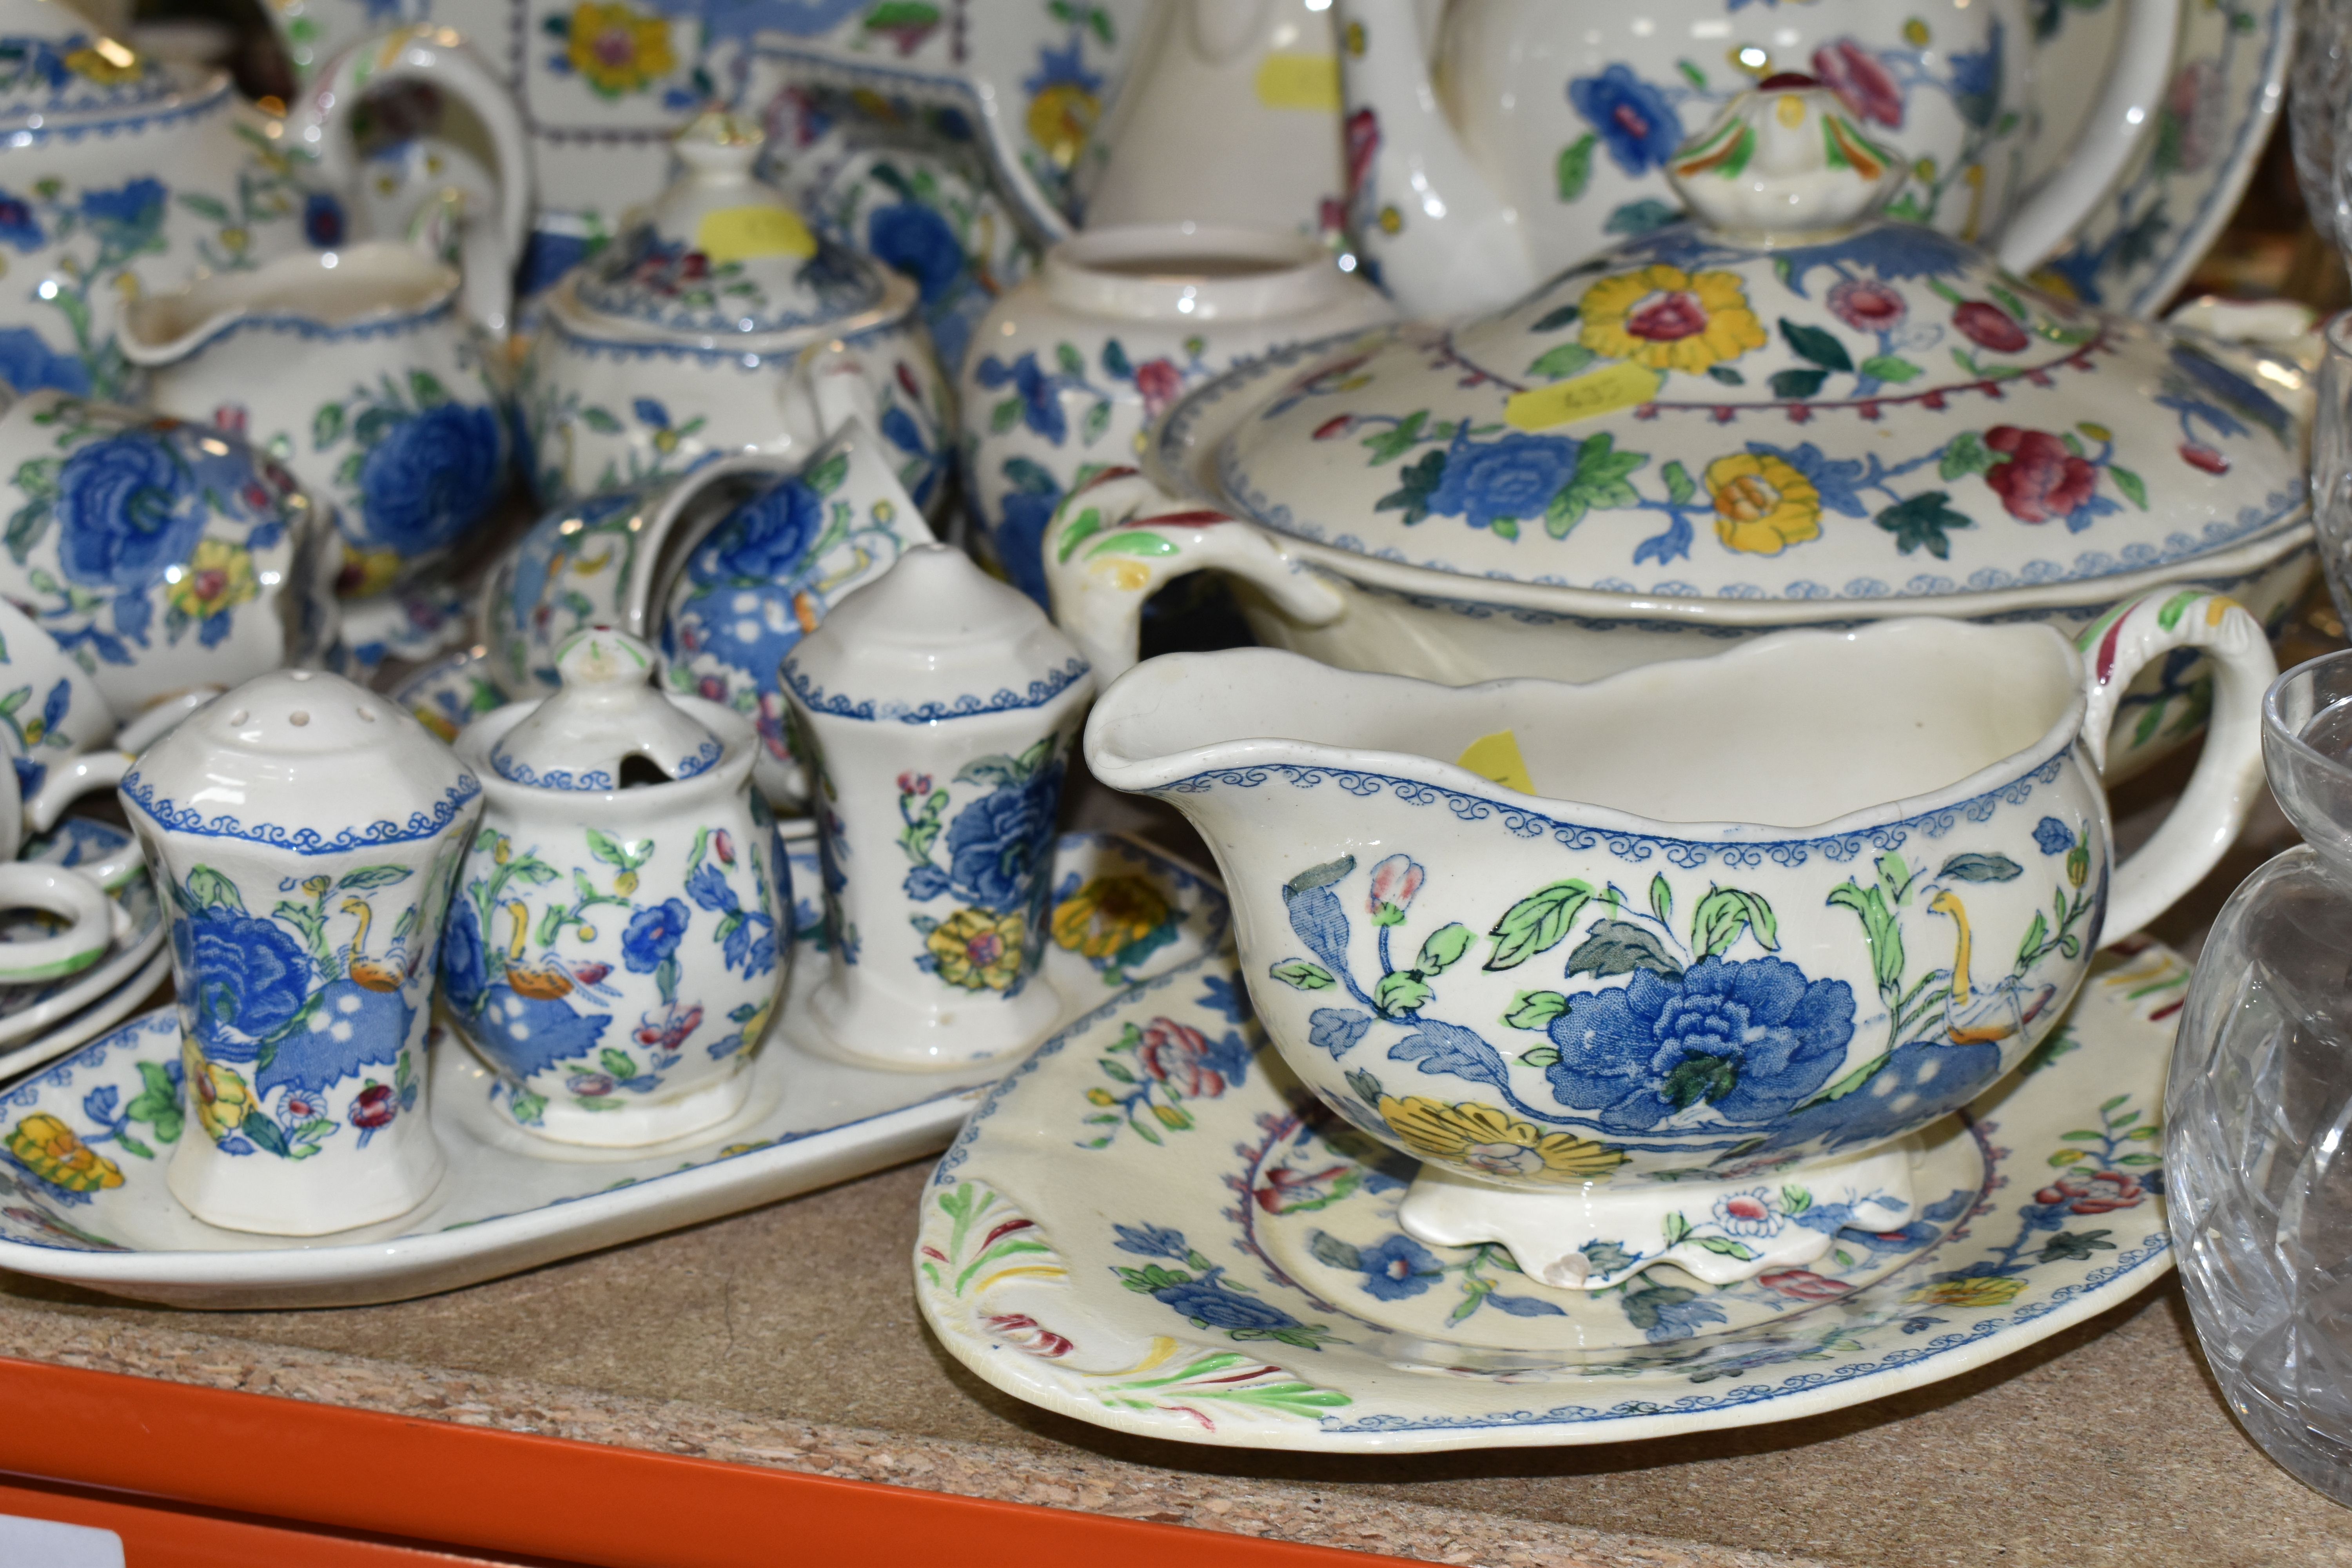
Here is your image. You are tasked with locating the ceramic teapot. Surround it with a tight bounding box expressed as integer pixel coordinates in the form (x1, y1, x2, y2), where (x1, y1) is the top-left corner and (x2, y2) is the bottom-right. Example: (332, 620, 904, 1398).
(520, 111, 952, 513)
(1334, 0, 2183, 317)
(1085, 593, 2274, 1288)
(0, 2, 529, 404)
(1048, 82, 2315, 784)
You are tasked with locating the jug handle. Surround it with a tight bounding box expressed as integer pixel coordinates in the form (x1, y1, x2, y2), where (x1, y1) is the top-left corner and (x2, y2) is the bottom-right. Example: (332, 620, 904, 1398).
(299, 26, 536, 334)
(1994, 0, 2184, 272)
(1041, 467, 1346, 683)
(2079, 588, 2275, 945)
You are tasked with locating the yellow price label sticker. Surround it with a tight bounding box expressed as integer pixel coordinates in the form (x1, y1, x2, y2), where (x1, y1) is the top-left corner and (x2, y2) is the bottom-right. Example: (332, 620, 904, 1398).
(1503, 362, 1663, 431)
(1455, 730, 1535, 795)
(695, 204, 817, 265)
(1254, 53, 1341, 112)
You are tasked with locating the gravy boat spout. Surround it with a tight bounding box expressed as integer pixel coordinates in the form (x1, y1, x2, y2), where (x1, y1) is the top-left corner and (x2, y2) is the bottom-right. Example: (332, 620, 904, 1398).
(1085, 606, 2272, 1291)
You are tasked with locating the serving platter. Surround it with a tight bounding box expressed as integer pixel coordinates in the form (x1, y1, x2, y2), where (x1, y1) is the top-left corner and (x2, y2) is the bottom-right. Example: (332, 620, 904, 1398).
(0, 830, 1224, 1307)
(915, 939, 2189, 1451)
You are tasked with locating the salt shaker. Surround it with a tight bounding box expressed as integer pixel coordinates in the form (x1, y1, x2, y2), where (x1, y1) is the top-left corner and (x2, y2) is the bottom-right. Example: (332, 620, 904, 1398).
(119, 669, 482, 1235)
(782, 544, 1093, 1067)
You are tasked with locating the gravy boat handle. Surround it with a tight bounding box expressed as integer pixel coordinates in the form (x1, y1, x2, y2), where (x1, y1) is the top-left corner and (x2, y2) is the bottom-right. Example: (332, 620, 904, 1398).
(1041, 468, 1345, 681)
(2080, 589, 2277, 943)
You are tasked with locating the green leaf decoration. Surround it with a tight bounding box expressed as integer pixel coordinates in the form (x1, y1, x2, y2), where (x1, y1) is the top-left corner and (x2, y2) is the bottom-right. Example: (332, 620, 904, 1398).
(1676, 58, 1708, 88)
(1800, 1051, 1893, 1108)
(1100, 337, 1132, 378)
(1529, 302, 1581, 333)
(1483, 880, 1594, 970)
(1828, 881, 1905, 994)
(1415, 922, 1475, 974)
(1518, 1045, 1560, 1067)
(1079, 398, 1111, 446)
(186, 865, 245, 914)
(1525, 342, 1597, 382)
(599, 1047, 637, 1078)
(2109, 465, 2147, 509)
(1308, 1230, 1364, 1272)
(1565, 919, 1684, 980)
(2015, 909, 2049, 965)
(1649, 873, 1673, 926)
(1693, 1235, 1759, 1260)
(1779, 318, 1854, 372)
(1345, 1068, 1384, 1105)
(1557, 132, 1598, 201)
(1374, 970, 1434, 1015)
(1769, 367, 1828, 401)
(1706, 365, 1746, 386)
(989, 396, 1023, 434)
(1283, 857, 1357, 900)
(1374, 448, 1446, 525)
(1859, 354, 1924, 383)
(1360, 409, 1428, 465)
(408, 370, 449, 407)
(1691, 887, 1776, 958)
(1875, 490, 1975, 559)
(1056, 341, 1085, 377)
(1938, 852, 2023, 882)
(1546, 432, 1646, 538)
(1662, 1211, 1692, 1248)
(240, 1109, 290, 1157)
(1270, 958, 1335, 991)
(579, 405, 623, 434)
(337, 866, 413, 891)
(311, 403, 345, 448)
(1661, 459, 1695, 506)
(1938, 430, 1995, 480)
(1504, 990, 1571, 1030)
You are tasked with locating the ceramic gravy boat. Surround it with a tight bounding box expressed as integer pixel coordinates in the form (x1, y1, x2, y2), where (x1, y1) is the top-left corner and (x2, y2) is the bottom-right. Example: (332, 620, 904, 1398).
(1086, 592, 2273, 1289)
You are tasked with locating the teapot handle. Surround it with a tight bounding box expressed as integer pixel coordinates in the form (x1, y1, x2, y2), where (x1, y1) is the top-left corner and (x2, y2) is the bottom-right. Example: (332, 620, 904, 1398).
(1041, 467, 1346, 683)
(300, 26, 535, 333)
(2078, 588, 2276, 946)
(1995, 0, 2184, 272)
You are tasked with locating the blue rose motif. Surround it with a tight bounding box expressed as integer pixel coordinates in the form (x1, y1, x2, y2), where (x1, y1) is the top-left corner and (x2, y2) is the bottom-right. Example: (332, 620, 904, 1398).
(1546, 956, 1854, 1132)
(79, 176, 164, 236)
(54, 429, 203, 591)
(357, 403, 505, 556)
(1424, 428, 1579, 532)
(621, 898, 690, 973)
(0, 326, 87, 396)
(302, 191, 347, 249)
(867, 201, 964, 306)
(183, 910, 314, 1056)
(942, 762, 1065, 913)
(694, 476, 824, 585)
(1356, 1234, 1443, 1301)
(973, 351, 1066, 445)
(0, 191, 41, 251)
(991, 456, 1063, 606)
(439, 896, 489, 1014)
(1568, 64, 1684, 177)
(2033, 817, 2073, 855)
(1149, 1270, 1308, 1332)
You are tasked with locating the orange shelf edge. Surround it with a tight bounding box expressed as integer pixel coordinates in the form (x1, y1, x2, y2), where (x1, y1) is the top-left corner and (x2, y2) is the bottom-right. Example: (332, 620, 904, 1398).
(0, 1356, 1410, 1568)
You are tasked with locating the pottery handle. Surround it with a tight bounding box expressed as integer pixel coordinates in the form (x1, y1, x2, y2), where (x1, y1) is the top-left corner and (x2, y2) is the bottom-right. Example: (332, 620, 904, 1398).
(23, 750, 142, 890)
(633, 452, 806, 634)
(302, 25, 535, 334)
(2080, 589, 2276, 945)
(1040, 468, 1346, 683)
(1995, 0, 2183, 272)
(0, 865, 115, 984)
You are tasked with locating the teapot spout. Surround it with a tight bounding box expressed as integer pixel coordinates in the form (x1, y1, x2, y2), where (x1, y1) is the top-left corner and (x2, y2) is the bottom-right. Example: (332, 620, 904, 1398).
(1335, 0, 1533, 318)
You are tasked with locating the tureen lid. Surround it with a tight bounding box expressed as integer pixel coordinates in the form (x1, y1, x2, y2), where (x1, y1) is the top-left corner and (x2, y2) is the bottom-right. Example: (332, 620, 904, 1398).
(0, 0, 185, 126)
(1186, 80, 2308, 603)
(563, 110, 889, 340)
(491, 628, 725, 791)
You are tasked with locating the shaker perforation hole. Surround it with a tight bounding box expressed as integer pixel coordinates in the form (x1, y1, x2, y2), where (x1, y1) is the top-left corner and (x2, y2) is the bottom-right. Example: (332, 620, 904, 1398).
(289, 711, 310, 727)
(356, 705, 377, 722)
(227, 710, 249, 726)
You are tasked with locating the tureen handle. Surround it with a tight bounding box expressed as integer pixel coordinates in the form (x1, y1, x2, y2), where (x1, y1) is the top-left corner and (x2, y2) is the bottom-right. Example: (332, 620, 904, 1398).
(2077, 589, 2276, 945)
(1040, 468, 1346, 682)
(299, 26, 535, 336)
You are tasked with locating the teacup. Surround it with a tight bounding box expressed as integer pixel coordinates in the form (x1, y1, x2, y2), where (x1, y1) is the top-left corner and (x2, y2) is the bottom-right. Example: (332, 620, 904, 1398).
(1085, 591, 2275, 1289)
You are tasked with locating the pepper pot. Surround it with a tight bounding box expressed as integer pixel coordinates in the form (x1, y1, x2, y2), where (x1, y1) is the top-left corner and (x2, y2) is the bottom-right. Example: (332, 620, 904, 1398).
(782, 544, 1094, 1068)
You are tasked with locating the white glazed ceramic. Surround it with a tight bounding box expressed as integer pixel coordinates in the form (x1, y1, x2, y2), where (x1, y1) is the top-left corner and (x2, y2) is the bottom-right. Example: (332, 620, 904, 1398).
(1079, 0, 1345, 240)
(1051, 83, 2317, 781)
(0, 830, 1221, 1306)
(0, 1, 527, 404)
(784, 544, 1094, 1069)
(119, 241, 513, 602)
(118, 667, 482, 1236)
(962, 221, 1395, 604)
(915, 936, 2186, 1450)
(1084, 595, 2269, 1286)
(520, 111, 953, 510)
(1333, 0, 2183, 317)
(0, 816, 162, 1063)
(0, 388, 343, 717)
(444, 628, 788, 1146)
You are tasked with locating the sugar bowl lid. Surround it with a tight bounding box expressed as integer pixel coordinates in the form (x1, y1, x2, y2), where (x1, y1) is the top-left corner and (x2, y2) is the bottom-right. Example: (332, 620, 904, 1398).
(120, 669, 479, 851)
(0, 0, 183, 126)
(491, 628, 724, 791)
(1191, 80, 2308, 604)
(561, 109, 891, 341)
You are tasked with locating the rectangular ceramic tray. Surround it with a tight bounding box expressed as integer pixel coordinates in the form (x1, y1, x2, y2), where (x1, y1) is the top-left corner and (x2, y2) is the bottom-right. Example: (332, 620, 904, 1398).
(0, 831, 1225, 1308)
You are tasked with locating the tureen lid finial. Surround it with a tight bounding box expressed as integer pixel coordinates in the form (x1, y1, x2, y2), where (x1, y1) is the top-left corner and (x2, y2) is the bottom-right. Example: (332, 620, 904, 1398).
(489, 628, 726, 793)
(1664, 78, 1905, 239)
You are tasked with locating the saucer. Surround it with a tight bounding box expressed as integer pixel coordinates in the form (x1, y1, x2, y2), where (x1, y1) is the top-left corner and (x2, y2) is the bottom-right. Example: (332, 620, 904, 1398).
(0, 818, 166, 1066)
(914, 941, 2187, 1451)
(388, 645, 506, 745)
(0, 831, 1224, 1308)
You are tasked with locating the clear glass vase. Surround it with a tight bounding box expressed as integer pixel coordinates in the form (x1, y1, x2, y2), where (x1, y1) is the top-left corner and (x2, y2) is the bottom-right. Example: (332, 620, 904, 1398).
(2171, 648, 2352, 1506)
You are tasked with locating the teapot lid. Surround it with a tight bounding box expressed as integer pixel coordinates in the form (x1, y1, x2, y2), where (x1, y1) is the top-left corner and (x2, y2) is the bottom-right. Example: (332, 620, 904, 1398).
(490, 628, 725, 791)
(0, 0, 184, 125)
(120, 669, 479, 853)
(563, 109, 890, 340)
(1182, 80, 2307, 604)
(782, 544, 1091, 724)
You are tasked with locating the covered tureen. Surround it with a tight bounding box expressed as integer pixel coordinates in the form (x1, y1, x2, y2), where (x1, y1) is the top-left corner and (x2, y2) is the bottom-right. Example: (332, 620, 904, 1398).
(521, 111, 951, 514)
(1047, 80, 2313, 779)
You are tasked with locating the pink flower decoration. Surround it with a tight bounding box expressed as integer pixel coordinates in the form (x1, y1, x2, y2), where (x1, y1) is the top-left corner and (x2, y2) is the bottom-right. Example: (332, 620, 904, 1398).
(1812, 39, 1904, 127)
(1828, 277, 1906, 333)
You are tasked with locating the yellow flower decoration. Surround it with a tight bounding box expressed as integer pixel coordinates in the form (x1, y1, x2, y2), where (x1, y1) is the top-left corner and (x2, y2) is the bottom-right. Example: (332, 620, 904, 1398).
(929, 907, 1028, 992)
(185, 1043, 255, 1145)
(566, 1, 675, 99)
(167, 539, 259, 622)
(1377, 1095, 1627, 1184)
(64, 41, 143, 86)
(5, 1113, 122, 1193)
(1905, 1275, 2027, 1308)
(1579, 263, 1767, 375)
(1026, 82, 1100, 173)
(1051, 876, 1171, 960)
(1705, 452, 1823, 555)
(337, 545, 403, 602)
